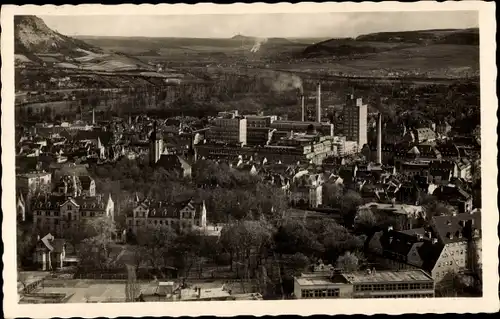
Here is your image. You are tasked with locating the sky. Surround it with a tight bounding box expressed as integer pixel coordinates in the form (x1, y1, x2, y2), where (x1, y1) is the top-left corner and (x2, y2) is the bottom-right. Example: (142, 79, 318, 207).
(41, 11, 479, 39)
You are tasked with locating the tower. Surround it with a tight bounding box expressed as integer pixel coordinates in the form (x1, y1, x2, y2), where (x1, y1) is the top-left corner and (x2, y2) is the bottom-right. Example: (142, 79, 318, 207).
(344, 93, 368, 149)
(149, 121, 164, 166)
(376, 113, 382, 164)
(316, 82, 322, 123)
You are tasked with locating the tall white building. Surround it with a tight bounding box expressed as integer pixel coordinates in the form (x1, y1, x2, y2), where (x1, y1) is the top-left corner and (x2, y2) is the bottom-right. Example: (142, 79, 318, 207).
(343, 94, 368, 149)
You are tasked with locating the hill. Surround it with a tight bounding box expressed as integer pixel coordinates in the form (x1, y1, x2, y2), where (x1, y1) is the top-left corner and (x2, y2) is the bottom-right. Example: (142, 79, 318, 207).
(14, 15, 102, 60)
(302, 28, 479, 58)
(14, 15, 153, 72)
(355, 28, 479, 45)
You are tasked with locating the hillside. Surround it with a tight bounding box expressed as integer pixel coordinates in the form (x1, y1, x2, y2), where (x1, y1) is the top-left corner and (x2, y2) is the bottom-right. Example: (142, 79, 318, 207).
(302, 28, 479, 58)
(14, 15, 102, 60)
(355, 28, 479, 45)
(14, 15, 153, 72)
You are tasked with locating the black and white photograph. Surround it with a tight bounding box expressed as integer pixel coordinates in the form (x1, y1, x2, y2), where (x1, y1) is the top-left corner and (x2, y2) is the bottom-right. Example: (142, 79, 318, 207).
(1, 2, 498, 317)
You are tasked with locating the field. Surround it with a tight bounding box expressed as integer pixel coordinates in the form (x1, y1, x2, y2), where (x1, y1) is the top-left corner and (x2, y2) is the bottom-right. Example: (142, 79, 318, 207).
(75, 35, 479, 79)
(33, 278, 257, 303)
(35, 279, 154, 303)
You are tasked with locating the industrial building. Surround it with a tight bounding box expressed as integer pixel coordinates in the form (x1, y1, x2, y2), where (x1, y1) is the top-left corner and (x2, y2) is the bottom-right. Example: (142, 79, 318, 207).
(204, 116, 248, 146)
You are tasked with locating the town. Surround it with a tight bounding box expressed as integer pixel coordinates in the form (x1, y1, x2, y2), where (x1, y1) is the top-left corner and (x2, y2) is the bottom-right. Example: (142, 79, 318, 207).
(13, 14, 482, 304)
(16, 84, 482, 303)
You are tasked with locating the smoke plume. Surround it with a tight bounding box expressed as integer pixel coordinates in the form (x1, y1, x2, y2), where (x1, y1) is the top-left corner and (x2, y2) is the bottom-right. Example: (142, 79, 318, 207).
(270, 71, 303, 94)
(250, 38, 268, 53)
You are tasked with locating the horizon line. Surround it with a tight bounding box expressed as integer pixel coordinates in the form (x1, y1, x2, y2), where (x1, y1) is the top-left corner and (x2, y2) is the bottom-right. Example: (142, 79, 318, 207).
(69, 26, 478, 40)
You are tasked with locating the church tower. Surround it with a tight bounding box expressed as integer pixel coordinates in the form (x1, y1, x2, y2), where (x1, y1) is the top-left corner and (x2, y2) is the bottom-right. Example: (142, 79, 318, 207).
(149, 120, 163, 165)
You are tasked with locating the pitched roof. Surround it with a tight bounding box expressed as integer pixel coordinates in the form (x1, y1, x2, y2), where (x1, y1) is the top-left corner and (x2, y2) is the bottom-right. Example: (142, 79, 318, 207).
(156, 154, 192, 172)
(73, 131, 114, 146)
(430, 211, 481, 245)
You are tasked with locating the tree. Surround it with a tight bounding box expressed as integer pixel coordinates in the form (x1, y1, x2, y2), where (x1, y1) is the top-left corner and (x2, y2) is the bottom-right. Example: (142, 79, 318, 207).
(125, 264, 140, 302)
(17, 223, 37, 267)
(77, 218, 117, 270)
(420, 194, 454, 221)
(135, 224, 178, 277)
(335, 251, 360, 272)
(323, 182, 343, 207)
(354, 207, 377, 233)
(340, 190, 362, 217)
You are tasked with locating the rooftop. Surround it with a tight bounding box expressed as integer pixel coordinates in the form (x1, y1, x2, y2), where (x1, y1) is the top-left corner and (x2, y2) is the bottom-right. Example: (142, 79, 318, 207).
(180, 287, 230, 301)
(344, 269, 433, 284)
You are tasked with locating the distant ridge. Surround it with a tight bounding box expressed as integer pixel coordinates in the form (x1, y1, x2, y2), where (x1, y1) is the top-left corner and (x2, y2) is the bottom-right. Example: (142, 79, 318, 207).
(302, 28, 479, 58)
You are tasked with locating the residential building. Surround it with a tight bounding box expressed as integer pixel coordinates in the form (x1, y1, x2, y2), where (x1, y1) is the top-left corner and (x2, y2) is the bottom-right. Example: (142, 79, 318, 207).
(431, 185, 473, 214)
(127, 198, 207, 235)
(366, 210, 481, 283)
(290, 172, 324, 208)
(16, 171, 52, 195)
(31, 193, 114, 237)
(33, 233, 66, 271)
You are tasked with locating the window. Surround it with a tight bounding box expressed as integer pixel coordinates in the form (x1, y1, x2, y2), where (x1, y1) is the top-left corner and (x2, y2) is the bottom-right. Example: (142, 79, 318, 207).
(54, 220, 59, 225)
(90, 212, 95, 217)
(81, 212, 85, 217)
(54, 211, 59, 216)
(37, 211, 41, 216)
(67, 205, 72, 210)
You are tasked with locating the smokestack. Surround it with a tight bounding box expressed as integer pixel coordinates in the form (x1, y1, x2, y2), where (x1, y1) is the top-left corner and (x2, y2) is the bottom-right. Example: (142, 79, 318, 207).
(376, 113, 382, 164)
(92, 107, 95, 125)
(301, 95, 305, 122)
(316, 82, 321, 123)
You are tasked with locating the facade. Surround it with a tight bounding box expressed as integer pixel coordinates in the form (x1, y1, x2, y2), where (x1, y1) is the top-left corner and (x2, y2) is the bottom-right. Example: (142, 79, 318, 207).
(16, 171, 52, 195)
(149, 122, 164, 165)
(205, 117, 247, 146)
(270, 120, 334, 137)
(31, 194, 114, 237)
(195, 135, 337, 165)
(343, 94, 368, 149)
(294, 269, 435, 299)
(366, 211, 481, 283)
(127, 198, 207, 234)
(33, 233, 66, 271)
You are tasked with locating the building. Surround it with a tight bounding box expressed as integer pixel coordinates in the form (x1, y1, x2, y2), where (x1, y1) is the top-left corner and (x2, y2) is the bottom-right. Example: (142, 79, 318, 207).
(343, 94, 368, 149)
(205, 117, 247, 146)
(33, 233, 66, 271)
(31, 193, 114, 237)
(431, 185, 473, 214)
(127, 198, 207, 235)
(294, 268, 435, 299)
(149, 121, 164, 165)
(366, 210, 481, 283)
(195, 134, 337, 165)
(289, 172, 324, 208)
(270, 121, 334, 137)
(156, 154, 192, 179)
(16, 171, 52, 195)
(404, 128, 437, 144)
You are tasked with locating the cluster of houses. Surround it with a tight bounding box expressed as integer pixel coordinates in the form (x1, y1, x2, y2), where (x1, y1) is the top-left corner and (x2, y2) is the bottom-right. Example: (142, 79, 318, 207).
(16, 104, 481, 289)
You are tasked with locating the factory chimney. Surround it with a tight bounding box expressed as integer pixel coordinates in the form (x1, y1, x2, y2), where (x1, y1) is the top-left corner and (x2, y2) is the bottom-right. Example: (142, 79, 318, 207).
(301, 95, 305, 122)
(316, 82, 321, 123)
(92, 107, 95, 125)
(376, 113, 382, 164)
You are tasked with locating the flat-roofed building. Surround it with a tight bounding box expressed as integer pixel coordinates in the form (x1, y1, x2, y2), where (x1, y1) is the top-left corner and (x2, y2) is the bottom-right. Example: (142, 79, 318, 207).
(343, 94, 368, 149)
(270, 120, 334, 137)
(346, 269, 435, 299)
(205, 117, 247, 146)
(294, 269, 435, 299)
